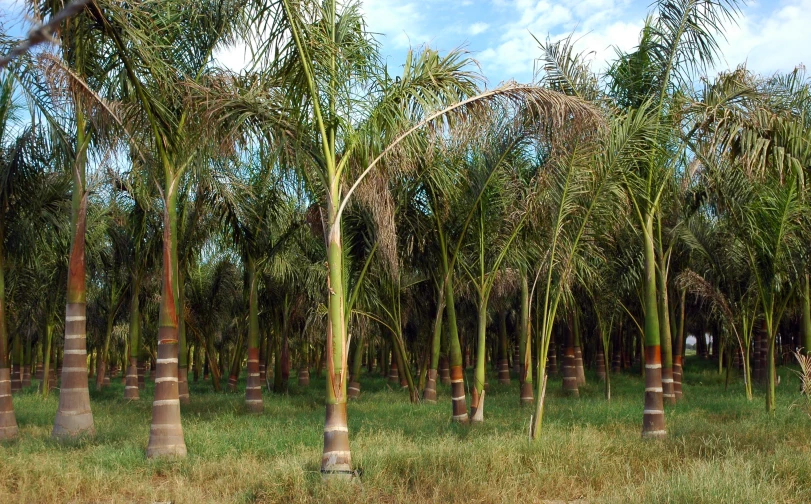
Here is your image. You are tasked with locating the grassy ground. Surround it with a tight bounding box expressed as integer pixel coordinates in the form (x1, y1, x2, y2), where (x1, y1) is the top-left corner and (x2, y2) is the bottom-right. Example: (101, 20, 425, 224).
(1, 357, 810, 503)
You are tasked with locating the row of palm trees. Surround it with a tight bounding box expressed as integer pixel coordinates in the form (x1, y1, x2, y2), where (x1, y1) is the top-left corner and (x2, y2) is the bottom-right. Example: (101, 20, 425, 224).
(1, 0, 810, 476)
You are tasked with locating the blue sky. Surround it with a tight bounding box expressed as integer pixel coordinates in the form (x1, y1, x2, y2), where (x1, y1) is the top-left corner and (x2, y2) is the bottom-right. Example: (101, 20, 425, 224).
(3, 0, 810, 85)
(351, 0, 811, 85)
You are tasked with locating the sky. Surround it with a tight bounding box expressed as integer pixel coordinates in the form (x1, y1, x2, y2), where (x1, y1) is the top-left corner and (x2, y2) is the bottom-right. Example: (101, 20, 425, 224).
(352, 0, 811, 86)
(2, 0, 810, 85)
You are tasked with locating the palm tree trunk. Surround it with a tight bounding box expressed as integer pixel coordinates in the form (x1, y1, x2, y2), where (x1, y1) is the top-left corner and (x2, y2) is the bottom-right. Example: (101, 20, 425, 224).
(673, 288, 686, 400)
(563, 321, 579, 397)
(245, 256, 263, 412)
(146, 199, 186, 458)
(443, 254, 468, 423)
(470, 297, 488, 421)
(125, 281, 141, 400)
(177, 269, 190, 405)
(96, 308, 115, 390)
(642, 215, 666, 438)
(0, 222, 18, 440)
(347, 332, 364, 399)
(423, 292, 445, 403)
(53, 194, 94, 439)
(519, 274, 533, 404)
(802, 274, 811, 356)
(573, 312, 586, 386)
(497, 310, 510, 385)
(321, 207, 351, 476)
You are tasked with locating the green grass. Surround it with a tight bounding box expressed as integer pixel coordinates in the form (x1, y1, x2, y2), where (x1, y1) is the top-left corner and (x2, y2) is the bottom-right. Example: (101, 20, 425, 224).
(2, 357, 810, 503)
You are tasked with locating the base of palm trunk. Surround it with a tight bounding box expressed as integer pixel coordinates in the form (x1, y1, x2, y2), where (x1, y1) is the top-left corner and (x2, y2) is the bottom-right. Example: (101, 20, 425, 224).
(470, 388, 485, 422)
(387, 363, 399, 385)
(347, 380, 361, 399)
(10, 366, 20, 392)
(563, 348, 579, 397)
(574, 347, 586, 386)
(596, 351, 606, 381)
(22, 369, 31, 388)
(642, 345, 667, 439)
(450, 366, 468, 423)
(298, 368, 310, 387)
(245, 348, 263, 413)
(497, 359, 510, 385)
(227, 375, 237, 392)
(53, 303, 95, 440)
(137, 362, 146, 391)
(0, 368, 18, 440)
(662, 367, 675, 405)
(321, 402, 351, 477)
(146, 337, 186, 459)
(178, 367, 190, 405)
(439, 358, 451, 386)
(125, 358, 140, 400)
(673, 357, 683, 400)
(423, 369, 437, 403)
(520, 381, 534, 404)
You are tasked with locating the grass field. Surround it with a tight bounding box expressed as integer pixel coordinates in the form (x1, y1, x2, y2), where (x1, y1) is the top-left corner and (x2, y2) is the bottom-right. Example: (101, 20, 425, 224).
(1, 357, 810, 503)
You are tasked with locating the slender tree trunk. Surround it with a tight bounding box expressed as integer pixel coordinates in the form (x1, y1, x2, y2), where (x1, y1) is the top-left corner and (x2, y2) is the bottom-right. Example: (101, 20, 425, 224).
(642, 215, 666, 438)
(96, 304, 116, 391)
(245, 256, 263, 412)
(177, 270, 190, 404)
(572, 313, 586, 387)
(321, 199, 351, 476)
(519, 274, 533, 404)
(53, 194, 94, 439)
(442, 248, 468, 422)
(146, 199, 186, 458)
(470, 298, 488, 421)
(563, 321, 579, 397)
(803, 274, 811, 356)
(126, 281, 141, 400)
(672, 288, 686, 400)
(0, 222, 18, 439)
(423, 293, 445, 403)
(657, 262, 675, 405)
(298, 341, 310, 387)
(497, 310, 510, 385)
(347, 331, 364, 399)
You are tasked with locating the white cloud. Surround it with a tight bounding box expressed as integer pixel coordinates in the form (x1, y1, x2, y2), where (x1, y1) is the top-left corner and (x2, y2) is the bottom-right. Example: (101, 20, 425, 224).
(469, 22, 490, 36)
(714, 0, 811, 75)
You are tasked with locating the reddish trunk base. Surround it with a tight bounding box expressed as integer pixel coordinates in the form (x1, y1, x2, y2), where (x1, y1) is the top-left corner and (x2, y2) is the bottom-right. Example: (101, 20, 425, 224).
(512, 346, 521, 375)
(245, 348, 263, 413)
(52, 303, 95, 440)
(520, 381, 533, 404)
(439, 357, 451, 386)
(563, 347, 579, 397)
(259, 364, 266, 383)
(642, 345, 667, 438)
(227, 375, 238, 393)
(498, 358, 510, 385)
(322, 402, 351, 476)
(596, 351, 606, 381)
(125, 358, 140, 400)
(11, 365, 20, 392)
(298, 367, 310, 387)
(450, 366, 468, 423)
(673, 356, 683, 400)
(612, 349, 622, 374)
(178, 367, 190, 405)
(662, 366, 675, 405)
(547, 350, 558, 376)
(146, 337, 186, 458)
(22, 368, 31, 388)
(574, 346, 586, 386)
(0, 368, 18, 440)
(347, 380, 361, 399)
(423, 369, 437, 403)
(137, 362, 146, 391)
(387, 361, 399, 385)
